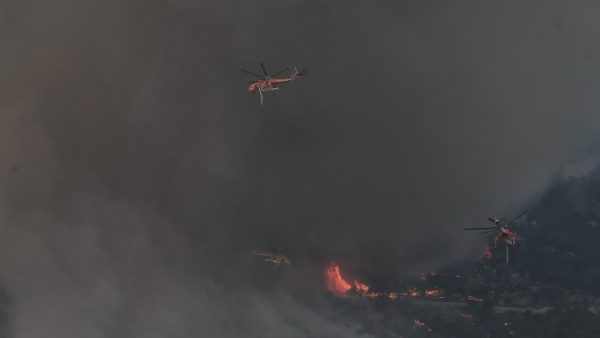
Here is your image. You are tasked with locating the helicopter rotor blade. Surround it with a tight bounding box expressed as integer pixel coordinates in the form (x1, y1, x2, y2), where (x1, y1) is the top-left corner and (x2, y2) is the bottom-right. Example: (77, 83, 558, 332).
(481, 228, 499, 234)
(260, 62, 269, 76)
(271, 67, 290, 77)
(507, 210, 528, 226)
(240, 68, 264, 78)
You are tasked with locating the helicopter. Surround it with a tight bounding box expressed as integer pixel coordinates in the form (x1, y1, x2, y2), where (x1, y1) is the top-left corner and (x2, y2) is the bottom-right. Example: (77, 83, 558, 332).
(252, 250, 291, 269)
(464, 211, 527, 264)
(240, 62, 304, 105)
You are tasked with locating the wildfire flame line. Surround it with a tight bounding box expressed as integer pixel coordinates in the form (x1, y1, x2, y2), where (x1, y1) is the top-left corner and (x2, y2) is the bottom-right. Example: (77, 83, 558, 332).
(325, 263, 445, 300)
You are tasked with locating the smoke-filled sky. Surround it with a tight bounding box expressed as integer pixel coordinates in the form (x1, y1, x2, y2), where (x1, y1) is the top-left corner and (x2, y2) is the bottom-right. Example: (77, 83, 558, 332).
(2, 0, 600, 337)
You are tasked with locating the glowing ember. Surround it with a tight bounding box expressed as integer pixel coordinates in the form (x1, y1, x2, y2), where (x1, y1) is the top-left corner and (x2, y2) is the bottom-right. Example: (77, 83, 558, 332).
(425, 288, 443, 297)
(326, 264, 352, 295)
(467, 295, 484, 303)
(483, 246, 493, 260)
(460, 313, 474, 320)
(409, 288, 419, 297)
(414, 319, 433, 332)
(414, 319, 426, 327)
(353, 280, 369, 292)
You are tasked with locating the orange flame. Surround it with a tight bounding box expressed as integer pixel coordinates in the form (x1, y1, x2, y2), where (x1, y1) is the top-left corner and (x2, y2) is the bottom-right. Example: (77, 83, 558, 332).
(326, 263, 373, 296)
(326, 264, 352, 295)
(353, 280, 370, 292)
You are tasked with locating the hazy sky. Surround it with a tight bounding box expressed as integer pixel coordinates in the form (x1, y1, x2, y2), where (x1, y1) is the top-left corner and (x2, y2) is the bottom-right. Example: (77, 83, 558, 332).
(1, 1, 600, 337)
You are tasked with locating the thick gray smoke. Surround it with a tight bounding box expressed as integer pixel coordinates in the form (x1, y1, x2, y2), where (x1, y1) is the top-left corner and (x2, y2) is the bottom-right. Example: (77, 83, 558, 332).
(1, 0, 600, 336)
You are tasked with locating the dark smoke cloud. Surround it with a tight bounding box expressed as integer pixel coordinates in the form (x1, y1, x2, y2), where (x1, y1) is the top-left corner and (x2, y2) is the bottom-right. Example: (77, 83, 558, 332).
(1, 0, 600, 336)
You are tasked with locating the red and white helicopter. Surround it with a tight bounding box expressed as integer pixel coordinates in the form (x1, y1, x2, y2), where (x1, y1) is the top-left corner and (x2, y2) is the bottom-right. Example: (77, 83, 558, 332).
(241, 62, 304, 105)
(464, 211, 527, 264)
(252, 250, 291, 269)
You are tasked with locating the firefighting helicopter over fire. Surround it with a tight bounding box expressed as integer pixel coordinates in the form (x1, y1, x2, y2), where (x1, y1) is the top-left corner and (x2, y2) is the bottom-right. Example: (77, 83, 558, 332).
(240, 62, 304, 105)
(252, 250, 291, 269)
(463, 211, 527, 265)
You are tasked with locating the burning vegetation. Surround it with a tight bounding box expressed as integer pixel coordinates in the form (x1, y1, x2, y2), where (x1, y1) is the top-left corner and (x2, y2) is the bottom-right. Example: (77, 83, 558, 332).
(325, 263, 446, 300)
(325, 264, 352, 295)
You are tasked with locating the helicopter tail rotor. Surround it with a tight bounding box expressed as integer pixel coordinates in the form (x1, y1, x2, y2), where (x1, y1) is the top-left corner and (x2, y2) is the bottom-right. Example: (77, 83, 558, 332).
(291, 67, 305, 81)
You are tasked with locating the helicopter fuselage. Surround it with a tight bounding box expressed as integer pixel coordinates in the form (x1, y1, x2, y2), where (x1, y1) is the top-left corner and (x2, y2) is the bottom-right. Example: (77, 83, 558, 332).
(496, 226, 518, 247)
(248, 77, 294, 93)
